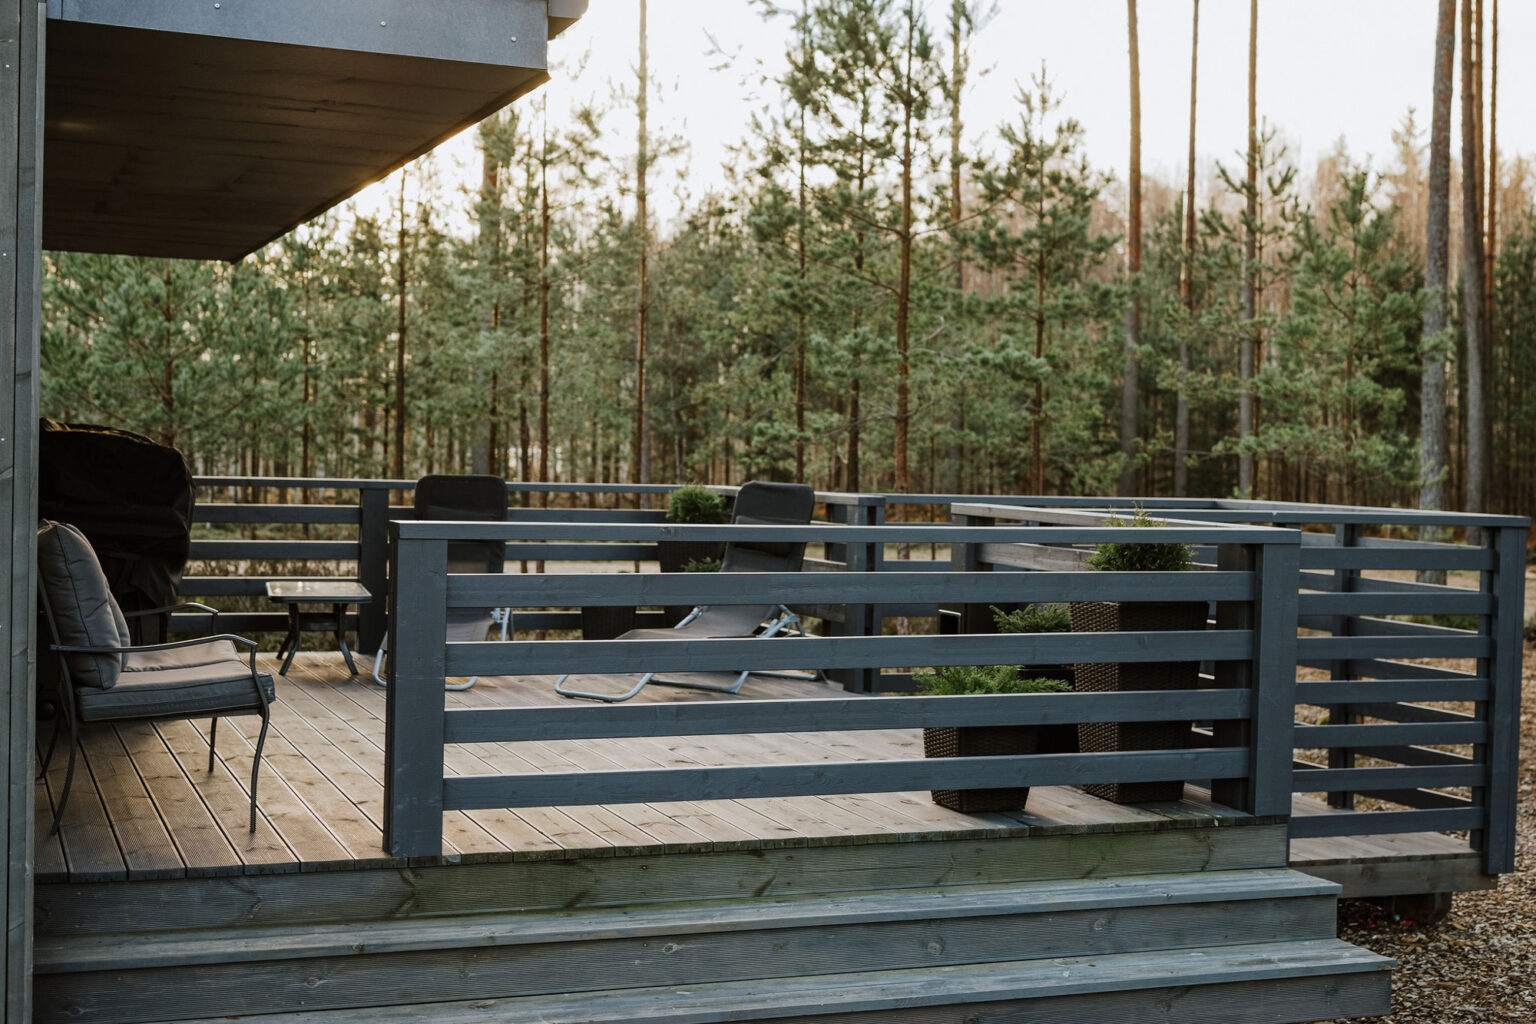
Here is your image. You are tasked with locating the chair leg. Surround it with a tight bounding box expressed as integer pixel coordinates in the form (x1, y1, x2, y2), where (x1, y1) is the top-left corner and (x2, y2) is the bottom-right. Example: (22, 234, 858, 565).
(248, 710, 271, 833)
(555, 671, 654, 703)
(49, 732, 79, 837)
(37, 714, 62, 779)
(208, 717, 218, 772)
(372, 641, 389, 687)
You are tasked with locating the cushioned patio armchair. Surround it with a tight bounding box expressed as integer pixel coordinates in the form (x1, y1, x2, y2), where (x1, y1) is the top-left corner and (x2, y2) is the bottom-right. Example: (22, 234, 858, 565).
(36, 520, 275, 834)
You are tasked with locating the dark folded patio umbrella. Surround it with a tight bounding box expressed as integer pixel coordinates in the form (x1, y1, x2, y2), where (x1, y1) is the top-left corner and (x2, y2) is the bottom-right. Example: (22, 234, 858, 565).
(38, 420, 195, 645)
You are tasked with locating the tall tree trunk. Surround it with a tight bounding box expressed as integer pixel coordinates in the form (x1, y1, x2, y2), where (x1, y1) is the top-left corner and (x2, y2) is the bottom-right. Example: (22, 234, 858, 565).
(632, 0, 650, 494)
(1484, 0, 1498, 508)
(947, 0, 969, 494)
(1420, 0, 1455, 565)
(1175, 0, 1198, 498)
(794, 1, 810, 483)
(1119, 0, 1142, 497)
(1461, 0, 1487, 514)
(393, 172, 408, 480)
(538, 100, 552, 507)
(1238, 0, 1258, 499)
(794, 96, 808, 483)
(894, 3, 915, 496)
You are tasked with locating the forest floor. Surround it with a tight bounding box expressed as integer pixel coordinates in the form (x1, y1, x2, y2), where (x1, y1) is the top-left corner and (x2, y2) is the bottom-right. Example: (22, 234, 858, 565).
(1317, 638, 1536, 1024)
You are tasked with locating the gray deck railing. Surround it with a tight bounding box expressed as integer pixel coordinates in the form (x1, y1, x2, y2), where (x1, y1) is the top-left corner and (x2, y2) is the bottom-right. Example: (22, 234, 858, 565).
(381, 518, 1300, 858)
(950, 500, 1527, 877)
(184, 478, 1524, 874)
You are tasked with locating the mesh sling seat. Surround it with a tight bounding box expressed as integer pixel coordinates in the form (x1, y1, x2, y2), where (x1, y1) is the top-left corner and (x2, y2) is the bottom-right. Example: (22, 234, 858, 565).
(374, 474, 511, 691)
(36, 520, 275, 834)
(556, 481, 817, 703)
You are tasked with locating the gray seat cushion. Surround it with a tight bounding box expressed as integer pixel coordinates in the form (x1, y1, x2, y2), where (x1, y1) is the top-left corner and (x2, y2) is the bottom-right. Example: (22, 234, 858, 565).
(37, 520, 131, 689)
(78, 660, 275, 722)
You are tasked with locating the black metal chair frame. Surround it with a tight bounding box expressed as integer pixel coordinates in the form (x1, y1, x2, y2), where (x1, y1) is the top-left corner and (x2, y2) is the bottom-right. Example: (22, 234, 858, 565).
(37, 589, 273, 835)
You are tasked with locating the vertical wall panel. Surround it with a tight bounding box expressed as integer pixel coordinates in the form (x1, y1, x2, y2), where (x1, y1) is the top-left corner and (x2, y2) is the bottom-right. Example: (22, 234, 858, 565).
(0, 3, 42, 1021)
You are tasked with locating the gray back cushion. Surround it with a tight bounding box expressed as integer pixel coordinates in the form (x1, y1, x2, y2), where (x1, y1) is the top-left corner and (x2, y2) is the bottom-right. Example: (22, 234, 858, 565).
(37, 520, 130, 689)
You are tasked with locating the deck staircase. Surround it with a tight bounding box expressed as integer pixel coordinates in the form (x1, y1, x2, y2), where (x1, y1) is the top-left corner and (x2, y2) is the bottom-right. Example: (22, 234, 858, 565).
(34, 819, 1392, 1024)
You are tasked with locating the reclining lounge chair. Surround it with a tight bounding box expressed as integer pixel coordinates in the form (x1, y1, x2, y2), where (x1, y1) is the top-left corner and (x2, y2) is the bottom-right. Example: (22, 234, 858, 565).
(36, 520, 275, 833)
(374, 474, 511, 691)
(555, 481, 817, 703)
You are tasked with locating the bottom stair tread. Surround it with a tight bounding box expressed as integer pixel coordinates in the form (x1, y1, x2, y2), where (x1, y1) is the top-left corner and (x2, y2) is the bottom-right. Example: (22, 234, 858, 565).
(154, 938, 1394, 1024)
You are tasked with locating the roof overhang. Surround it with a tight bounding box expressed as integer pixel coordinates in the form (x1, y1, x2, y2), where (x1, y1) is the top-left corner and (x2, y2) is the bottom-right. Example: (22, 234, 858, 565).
(42, 0, 586, 261)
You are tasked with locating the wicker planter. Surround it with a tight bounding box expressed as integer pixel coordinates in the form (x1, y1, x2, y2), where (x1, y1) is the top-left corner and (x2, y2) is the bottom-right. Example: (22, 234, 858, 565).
(1069, 600, 1207, 803)
(923, 724, 1040, 813)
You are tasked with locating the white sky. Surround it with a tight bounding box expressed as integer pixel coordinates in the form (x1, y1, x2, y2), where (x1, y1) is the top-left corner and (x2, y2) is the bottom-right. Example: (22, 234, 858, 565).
(353, 0, 1528, 229)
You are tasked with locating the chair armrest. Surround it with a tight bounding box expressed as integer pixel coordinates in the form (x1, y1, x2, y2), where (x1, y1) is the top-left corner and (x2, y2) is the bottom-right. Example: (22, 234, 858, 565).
(123, 602, 219, 618)
(55, 634, 262, 680)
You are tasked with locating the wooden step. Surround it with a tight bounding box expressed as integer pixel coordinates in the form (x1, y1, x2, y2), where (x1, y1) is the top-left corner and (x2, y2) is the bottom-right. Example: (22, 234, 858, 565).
(139, 940, 1396, 1024)
(35, 821, 1291, 937)
(35, 869, 1342, 1024)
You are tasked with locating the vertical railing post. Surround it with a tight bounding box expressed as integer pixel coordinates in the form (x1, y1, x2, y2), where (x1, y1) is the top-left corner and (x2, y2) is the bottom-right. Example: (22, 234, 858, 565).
(1214, 536, 1297, 816)
(1326, 522, 1360, 809)
(1481, 524, 1525, 874)
(383, 524, 448, 858)
(826, 498, 877, 692)
(357, 484, 390, 651)
(948, 509, 995, 634)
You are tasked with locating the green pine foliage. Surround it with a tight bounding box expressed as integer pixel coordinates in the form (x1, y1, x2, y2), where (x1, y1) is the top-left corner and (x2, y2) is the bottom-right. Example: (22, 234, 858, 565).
(914, 665, 1070, 696)
(1085, 508, 1195, 572)
(32, 26, 1536, 515)
(991, 603, 1070, 633)
(666, 485, 728, 524)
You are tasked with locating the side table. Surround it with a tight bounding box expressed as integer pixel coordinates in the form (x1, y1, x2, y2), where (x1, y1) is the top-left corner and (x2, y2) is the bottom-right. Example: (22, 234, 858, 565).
(266, 580, 374, 676)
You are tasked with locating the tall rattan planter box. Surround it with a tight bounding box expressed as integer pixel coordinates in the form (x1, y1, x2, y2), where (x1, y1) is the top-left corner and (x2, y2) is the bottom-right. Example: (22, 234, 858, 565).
(1069, 600, 1208, 803)
(923, 724, 1040, 813)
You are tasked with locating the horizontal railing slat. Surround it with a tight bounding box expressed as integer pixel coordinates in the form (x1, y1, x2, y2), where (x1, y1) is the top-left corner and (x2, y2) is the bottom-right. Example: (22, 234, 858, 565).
(1297, 591, 1490, 616)
(1295, 635, 1489, 660)
(1293, 721, 1486, 747)
(445, 570, 1253, 608)
(443, 689, 1254, 743)
(396, 520, 1295, 546)
(444, 629, 1250, 676)
(1294, 678, 1490, 703)
(1298, 659, 1481, 683)
(1290, 764, 1484, 791)
(1344, 702, 1476, 725)
(1352, 744, 1476, 767)
(1288, 807, 1484, 838)
(190, 540, 358, 560)
(1299, 546, 1494, 571)
(195, 503, 360, 525)
(442, 748, 1250, 809)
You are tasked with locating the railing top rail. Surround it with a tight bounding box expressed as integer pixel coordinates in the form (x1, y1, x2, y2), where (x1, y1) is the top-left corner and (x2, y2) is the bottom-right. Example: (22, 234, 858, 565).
(390, 520, 1299, 546)
(953, 503, 1255, 531)
(188, 476, 1530, 529)
(958, 499, 1529, 530)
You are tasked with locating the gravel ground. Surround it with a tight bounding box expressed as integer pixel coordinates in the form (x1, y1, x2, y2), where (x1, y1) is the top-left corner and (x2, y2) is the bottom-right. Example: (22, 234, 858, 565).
(1313, 650, 1536, 1024)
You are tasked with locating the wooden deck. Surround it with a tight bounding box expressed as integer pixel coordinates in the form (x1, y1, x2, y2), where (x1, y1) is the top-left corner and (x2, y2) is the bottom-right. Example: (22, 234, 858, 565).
(36, 652, 1487, 898)
(37, 653, 1244, 883)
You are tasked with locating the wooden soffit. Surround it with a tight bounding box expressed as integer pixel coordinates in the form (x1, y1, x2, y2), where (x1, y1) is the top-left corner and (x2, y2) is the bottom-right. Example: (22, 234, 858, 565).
(42, 0, 585, 261)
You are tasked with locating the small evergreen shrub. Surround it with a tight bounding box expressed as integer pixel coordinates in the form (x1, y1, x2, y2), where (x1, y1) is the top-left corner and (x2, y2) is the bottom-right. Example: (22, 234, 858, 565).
(666, 485, 727, 524)
(1085, 507, 1195, 572)
(914, 665, 1070, 696)
(680, 556, 723, 573)
(991, 603, 1070, 633)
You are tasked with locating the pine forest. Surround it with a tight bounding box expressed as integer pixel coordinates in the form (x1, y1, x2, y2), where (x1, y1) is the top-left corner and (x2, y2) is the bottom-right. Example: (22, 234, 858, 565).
(40, 0, 1534, 517)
